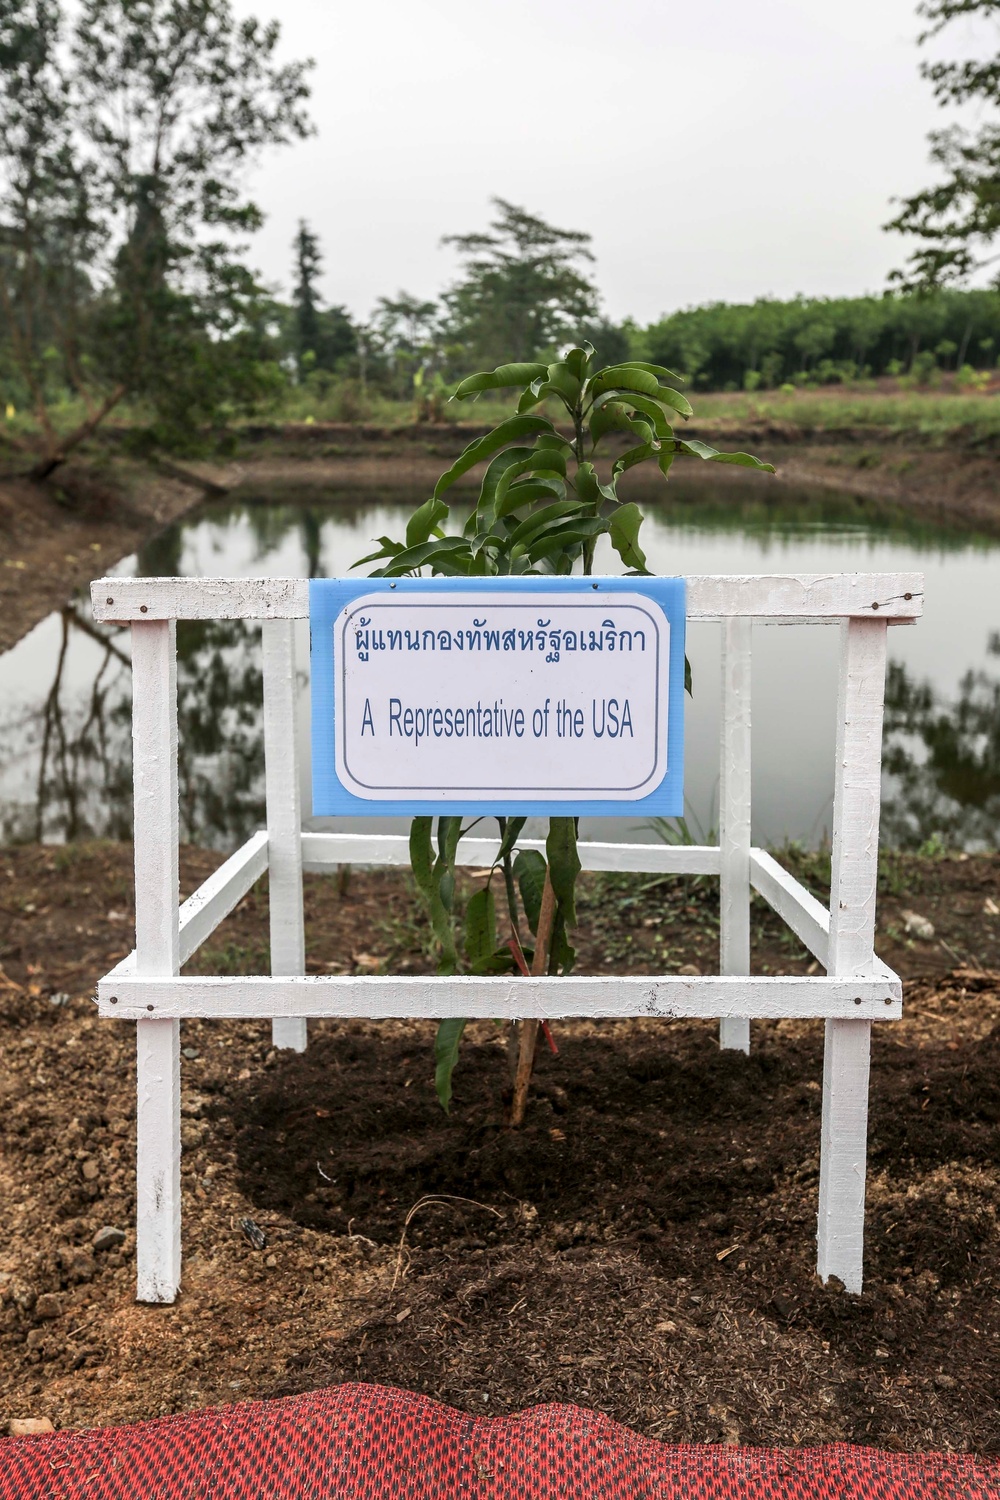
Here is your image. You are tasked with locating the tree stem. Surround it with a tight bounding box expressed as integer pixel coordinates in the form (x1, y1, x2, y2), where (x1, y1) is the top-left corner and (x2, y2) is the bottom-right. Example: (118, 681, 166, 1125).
(510, 865, 557, 1126)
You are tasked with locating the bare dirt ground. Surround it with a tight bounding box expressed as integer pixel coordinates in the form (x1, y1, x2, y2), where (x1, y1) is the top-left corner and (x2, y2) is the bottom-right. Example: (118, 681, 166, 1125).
(1, 842, 999, 1448)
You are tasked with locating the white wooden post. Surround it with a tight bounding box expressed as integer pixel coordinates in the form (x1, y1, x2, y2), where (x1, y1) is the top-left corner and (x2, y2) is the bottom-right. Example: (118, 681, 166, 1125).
(132, 620, 182, 1304)
(816, 617, 888, 1293)
(262, 620, 307, 1052)
(719, 616, 752, 1054)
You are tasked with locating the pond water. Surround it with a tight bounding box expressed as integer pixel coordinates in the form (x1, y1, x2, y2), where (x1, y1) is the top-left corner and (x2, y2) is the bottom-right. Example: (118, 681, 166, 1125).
(1, 477, 998, 852)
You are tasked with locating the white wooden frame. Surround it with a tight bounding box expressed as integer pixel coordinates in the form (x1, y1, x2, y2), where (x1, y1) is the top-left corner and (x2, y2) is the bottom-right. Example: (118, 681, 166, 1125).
(91, 572, 922, 1303)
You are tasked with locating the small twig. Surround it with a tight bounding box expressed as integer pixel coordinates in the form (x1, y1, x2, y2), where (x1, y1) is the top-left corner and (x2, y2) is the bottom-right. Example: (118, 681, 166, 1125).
(392, 1193, 501, 1291)
(346, 1218, 378, 1250)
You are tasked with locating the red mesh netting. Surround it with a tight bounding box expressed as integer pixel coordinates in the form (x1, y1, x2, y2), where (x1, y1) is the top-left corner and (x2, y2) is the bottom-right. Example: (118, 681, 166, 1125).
(2, 1383, 998, 1499)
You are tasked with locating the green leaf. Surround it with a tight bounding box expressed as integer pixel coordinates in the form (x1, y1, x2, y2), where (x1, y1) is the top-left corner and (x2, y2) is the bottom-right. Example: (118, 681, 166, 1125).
(409, 817, 434, 893)
(562, 343, 594, 380)
(526, 519, 605, 564)
(409, 816, 459, 971)
(590, 401, 655, 448)
(550, 912, 577, 975)
(405, 496, 449, 548)
(349, 536, 405, 570)
(375, 537, 471, 577)
(508, 500, 587, 548)
(546, 817, 581, 928)
(493, 479, 565, 520)
(626, 361, 685, 384)
(474, 446, 534, 517)
(544, 360, 582, 407)
(619, 392, 679, 436)
(517, 380, 576, 414)
(673, 438, 776, 471)
(610, 441, 658, 481)
(608, 502, 648, 573)
(573, 460, 615, 506)
(535, 432, 574, 454)
(494, 447, 567, 507)
(513, 848, 547, 935)
(433, 416, 555, 499)
(464, 885, 497, 968)
(452, 363, 548, 400)
(434, 1018, 467, 1112)
(438, 815, 463, 866)
(655, 385, 693, 419)
(496, 815, 527, 865)
(589, 365, 662, 401)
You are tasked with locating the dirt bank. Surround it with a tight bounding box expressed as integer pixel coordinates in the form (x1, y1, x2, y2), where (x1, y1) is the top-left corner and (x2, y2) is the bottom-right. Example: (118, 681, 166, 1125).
(1, 842, 999, 1445)
(0, 464, 211, 656)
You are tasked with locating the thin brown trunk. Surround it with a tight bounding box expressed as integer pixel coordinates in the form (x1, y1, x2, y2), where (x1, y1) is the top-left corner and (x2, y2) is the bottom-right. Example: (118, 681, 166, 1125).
(28, 383, 127, 481)
(510, 867, 557, 1127)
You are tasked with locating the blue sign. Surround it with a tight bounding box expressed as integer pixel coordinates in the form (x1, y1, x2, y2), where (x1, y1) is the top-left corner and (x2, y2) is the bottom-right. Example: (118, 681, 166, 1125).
(310, 575, 685, 817)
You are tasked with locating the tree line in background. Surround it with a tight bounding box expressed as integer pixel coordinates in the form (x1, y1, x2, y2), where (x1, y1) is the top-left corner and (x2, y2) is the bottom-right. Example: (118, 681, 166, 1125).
(5, 0, 1000, 474)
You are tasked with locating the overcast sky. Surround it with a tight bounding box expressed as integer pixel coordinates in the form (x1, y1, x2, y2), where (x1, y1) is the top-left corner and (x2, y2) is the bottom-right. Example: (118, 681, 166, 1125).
(231, 0, 956, 325)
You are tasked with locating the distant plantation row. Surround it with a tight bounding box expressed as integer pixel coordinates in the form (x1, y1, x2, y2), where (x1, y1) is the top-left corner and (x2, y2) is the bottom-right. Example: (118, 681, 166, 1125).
(636, 288, 1000, 393)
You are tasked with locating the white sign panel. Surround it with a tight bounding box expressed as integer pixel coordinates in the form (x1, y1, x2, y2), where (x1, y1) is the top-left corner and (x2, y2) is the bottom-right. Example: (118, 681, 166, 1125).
(334, 591, 669, 802)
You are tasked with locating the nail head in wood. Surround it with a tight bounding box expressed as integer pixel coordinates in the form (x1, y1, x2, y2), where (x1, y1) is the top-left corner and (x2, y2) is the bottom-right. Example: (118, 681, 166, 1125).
(140, 605, 148, 613)
(106, 596, 114, 605)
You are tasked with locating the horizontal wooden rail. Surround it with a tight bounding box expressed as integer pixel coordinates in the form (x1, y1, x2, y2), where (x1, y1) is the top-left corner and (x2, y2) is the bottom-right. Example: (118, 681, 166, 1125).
(96, 971, 901, 1021)
(91, 573, 924, 624)
(103, 838, 904, 1013)
(301, 832, 721, 875)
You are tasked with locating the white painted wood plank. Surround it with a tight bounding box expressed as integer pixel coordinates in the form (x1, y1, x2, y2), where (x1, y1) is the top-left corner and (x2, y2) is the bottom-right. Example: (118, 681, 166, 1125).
(749, 848, 830, 967)
(130, 621, 181, 1305)
(817, 617, 888, 1295)
(97, 971, 901, 1021)
(91, 573, 925, 624)
(719, 616, 752, 1054)
(301, 832, 722, 876)
(104, 846, 900, 994)
(177, 831, 269, 965)
(262, 621, 307, 1053)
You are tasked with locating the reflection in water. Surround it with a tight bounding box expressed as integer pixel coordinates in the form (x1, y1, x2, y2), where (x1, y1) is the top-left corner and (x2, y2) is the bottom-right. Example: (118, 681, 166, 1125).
(28, 605, 133, 844)
(882, 633, 1000, 850)
(175, 620, 266, 845)
(3, 605, 267, 849)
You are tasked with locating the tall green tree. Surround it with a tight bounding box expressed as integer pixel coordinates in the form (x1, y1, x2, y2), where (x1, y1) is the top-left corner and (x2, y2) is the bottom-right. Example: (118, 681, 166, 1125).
(887, 0, 1000, 289)
(287, 220, 357, 379)
(442, 198, 599, 367)
(292, 219, 322, 370)
(0, 0, 313, 476)
(0, 0, 101, 453)
(76, 0, 313, 454)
